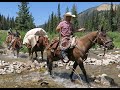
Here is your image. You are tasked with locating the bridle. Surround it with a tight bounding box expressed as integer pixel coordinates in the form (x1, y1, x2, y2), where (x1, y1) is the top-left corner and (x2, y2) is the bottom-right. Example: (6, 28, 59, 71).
(88, 31, 112, 48)
(86, 31, 112, 56)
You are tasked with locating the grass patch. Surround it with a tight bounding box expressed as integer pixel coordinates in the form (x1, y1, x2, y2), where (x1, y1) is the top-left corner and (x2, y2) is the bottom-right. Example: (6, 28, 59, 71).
(107, 31, 120, 48)
(0, 30, 7, 46)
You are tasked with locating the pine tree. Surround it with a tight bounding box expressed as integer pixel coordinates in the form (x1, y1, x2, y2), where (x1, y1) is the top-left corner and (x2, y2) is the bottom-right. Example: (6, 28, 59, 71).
(71, 4, 79, 30)
(50, 12, 54, 33)
(116, 5, 120, 31)
(57, 3, 61, 24)
(15, 2, 35, 31)
(109, 2, 115, 32)
(65, 6, 69, 13)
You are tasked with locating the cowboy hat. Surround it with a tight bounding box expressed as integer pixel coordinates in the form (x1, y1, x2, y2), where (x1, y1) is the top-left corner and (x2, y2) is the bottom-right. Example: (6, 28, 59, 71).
(64, 12, 76, 17)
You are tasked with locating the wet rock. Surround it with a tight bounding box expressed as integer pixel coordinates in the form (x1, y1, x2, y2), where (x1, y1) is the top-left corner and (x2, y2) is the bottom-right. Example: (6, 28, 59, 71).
(13, 62, 18, 65)
(100, 74, 115, 86)
(65, 65, 70, 70)
(0, 69, 6, 75)
(53, 63, 58, 68)
(0, 65, 5, 69)
(39, 62, 47, 68)
(116, 65, 120, 70)
(41, 81, 49, 86)
(94, 75, 101, 84)
(32, 77, 43, 82)
(6, 69, 14, 74)
(30, 64, 36, 68)
(94, 79, 101, 83)
(96, 60, 102, 65)
(0, 49, 6, 54)
(68, 61, 74, 66)
(16, 70, 22, 74)
(29, 68, 35, 71)
(57, 61, 64, 67)
(94, 74, 116, 86)
(118, 74, 120, 78)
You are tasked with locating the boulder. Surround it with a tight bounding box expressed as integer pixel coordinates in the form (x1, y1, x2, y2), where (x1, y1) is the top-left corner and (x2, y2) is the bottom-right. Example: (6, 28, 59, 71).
(94, 74, 116, 86)
(118, 74, 120, 78)
(0, 65, 5, 69)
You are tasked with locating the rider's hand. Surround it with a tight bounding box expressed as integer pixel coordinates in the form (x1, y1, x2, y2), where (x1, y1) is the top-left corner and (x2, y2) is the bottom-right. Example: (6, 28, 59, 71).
(78, 28, 85, 32)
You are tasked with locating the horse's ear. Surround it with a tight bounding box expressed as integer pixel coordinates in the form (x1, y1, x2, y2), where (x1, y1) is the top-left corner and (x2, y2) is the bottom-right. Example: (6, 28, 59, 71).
(98, 25, 105, 32)
(101, 26, 104, 32)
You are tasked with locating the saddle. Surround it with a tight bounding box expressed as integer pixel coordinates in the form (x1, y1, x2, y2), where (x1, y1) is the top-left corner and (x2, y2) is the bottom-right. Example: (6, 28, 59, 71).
(47, 37, 59, 51)
(47, 36, 77, 52)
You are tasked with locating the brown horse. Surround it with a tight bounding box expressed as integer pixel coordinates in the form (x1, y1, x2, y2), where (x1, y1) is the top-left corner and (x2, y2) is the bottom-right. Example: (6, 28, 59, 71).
(46, 30, 114, 85)
(11, 37, 22, 58)
(5, 34, 14, 48)
(27, 36, 49, 61)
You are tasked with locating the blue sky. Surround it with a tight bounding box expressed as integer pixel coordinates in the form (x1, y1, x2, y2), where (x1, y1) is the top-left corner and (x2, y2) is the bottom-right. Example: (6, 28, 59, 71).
(0, 2, 119, 26)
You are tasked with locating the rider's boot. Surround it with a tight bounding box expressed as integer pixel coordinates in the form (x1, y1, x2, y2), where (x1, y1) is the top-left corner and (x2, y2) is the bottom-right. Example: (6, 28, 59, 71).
(61, 50, 69, 63)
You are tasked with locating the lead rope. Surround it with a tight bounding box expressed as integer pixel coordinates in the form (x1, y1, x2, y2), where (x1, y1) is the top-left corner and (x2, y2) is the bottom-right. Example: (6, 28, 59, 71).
(69, 67, 91, 88)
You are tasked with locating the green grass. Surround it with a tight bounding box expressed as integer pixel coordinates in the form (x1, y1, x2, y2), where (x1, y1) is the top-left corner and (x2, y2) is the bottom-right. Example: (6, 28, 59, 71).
(0, 30, 7, 46)
(0, 30, 120, 53)
(107, 31, 120, 48)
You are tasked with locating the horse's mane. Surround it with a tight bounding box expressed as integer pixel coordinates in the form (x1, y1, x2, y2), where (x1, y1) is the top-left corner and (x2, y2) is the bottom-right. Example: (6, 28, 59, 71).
(78, 31, 98, 40)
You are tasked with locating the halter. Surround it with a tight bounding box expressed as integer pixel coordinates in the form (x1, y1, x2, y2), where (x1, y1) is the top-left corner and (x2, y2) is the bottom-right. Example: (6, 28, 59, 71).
(87, 31, 112, 48)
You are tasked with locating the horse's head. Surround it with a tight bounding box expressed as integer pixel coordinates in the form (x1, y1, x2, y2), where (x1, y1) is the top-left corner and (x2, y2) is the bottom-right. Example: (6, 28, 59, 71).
(38, 36, 49, 47)
(96, 27, 114, 50)
(43, 36, 49, 47)
(13, 37, 22, 49)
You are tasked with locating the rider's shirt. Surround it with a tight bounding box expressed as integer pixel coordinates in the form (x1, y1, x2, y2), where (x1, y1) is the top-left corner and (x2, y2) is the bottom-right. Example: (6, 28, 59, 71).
(57, 20, 74, 37)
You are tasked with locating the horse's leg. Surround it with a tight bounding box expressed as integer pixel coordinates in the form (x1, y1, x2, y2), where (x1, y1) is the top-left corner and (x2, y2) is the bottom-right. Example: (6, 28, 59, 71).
(70, 61, 78, 82)
(47, 57, 53, 76)
(28, 48, 32, 60)
(12, 48, 16, 56)
(35, 51, 38, 60)
(17, 49, 19, 58)
(28, 48, 30, 57)
(41, 50, 44, 61)
(78, 58, 89, 84)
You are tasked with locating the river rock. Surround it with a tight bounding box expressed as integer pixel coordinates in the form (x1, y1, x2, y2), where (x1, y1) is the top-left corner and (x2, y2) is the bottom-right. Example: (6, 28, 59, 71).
(93, 74, 116, 86)
(16, 70, 22, 74)
(100, 74, 116, 86)
(0, 65, 5, 69)
(118, 74, 120, 78)
(116, 65, 120, 70)
(57, 61, 64, 67)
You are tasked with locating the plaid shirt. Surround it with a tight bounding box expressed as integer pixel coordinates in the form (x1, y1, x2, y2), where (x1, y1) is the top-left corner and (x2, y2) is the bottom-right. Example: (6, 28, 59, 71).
(57, 20, 74, 37)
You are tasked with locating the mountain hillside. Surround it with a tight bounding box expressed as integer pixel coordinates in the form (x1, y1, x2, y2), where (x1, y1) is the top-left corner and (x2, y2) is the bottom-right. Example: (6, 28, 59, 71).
(78, 3, 119, 28)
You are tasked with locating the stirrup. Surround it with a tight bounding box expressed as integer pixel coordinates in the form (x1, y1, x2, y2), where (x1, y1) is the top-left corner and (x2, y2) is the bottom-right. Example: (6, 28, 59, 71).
(62, 57, 69, 63)
(51, 49, 54, 52)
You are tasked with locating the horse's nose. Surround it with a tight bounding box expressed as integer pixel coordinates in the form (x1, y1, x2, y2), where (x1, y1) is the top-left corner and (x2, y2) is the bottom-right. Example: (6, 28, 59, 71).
(108, 43, 114, 50)
(111, 44, 114, 49)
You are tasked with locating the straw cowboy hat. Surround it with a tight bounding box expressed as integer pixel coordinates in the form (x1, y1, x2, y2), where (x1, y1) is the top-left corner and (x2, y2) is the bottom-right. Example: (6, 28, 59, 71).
(64, 12, 76, 18)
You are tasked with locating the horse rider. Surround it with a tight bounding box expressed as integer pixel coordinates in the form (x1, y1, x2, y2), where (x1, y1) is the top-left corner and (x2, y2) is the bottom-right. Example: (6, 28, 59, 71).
(7, 28, 13, 35)
(56, 12, 85, 63)
(6, 28, 13, 39)
(8, 30, 21, 50)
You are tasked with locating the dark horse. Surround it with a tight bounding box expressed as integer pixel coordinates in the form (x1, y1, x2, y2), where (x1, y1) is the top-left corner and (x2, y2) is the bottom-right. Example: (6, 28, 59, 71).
(11, 37, 22, 58)
(27, 36, 49, 61)
(46, 30, 114, 85)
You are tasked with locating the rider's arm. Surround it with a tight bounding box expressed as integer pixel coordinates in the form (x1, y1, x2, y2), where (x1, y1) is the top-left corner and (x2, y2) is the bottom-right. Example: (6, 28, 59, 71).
(56, 26, 61, 32)
(72, 27, 85, 33)
(56, 22, 63, 32)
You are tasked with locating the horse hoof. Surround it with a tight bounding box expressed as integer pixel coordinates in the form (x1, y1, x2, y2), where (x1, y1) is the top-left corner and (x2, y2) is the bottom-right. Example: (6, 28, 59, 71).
(50, 75, 55, 78)
(71, 79, 75, 82)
